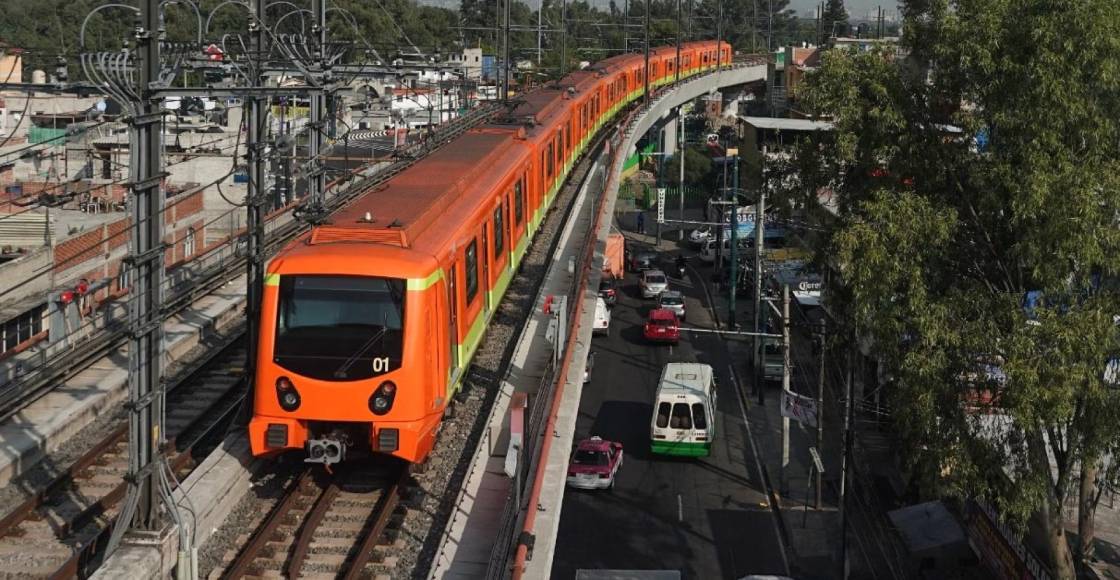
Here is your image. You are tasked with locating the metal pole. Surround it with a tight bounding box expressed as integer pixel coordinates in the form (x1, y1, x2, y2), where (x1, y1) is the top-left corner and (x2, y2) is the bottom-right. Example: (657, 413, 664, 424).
(111, 0, 166, 550)
(245, 0, 268, 424)
(780, 283, 790, 496)
(560, 0, 568, 76)
(715, 0, 723, 69)
(643, 0, 651, 105)
(309, 0, 327, 207)
(728, 152, 738, 328)
(655, 152, 663, 246)
(752, 148, 766, 404)
(675, 0, 682, 84)
(537, 0, 543, 67)
(502, 0, 511, 102)
(677, 109, 685, 241)
(816, 318, 825, 509)
(839, 336, 855, 580)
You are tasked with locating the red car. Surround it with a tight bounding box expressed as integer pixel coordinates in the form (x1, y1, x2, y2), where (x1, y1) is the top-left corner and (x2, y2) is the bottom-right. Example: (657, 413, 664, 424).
(566, 436, 624, 490)
(643, 308, 681, 344)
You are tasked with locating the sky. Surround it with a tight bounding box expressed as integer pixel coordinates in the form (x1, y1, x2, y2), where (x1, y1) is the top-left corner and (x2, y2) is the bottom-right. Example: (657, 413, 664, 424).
(788, 0, 901, 21)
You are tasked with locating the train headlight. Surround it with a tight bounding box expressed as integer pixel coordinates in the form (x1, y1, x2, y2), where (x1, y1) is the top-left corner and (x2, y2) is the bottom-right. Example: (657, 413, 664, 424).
(369, 381, 397, 416)
(276, 376, 301, 412)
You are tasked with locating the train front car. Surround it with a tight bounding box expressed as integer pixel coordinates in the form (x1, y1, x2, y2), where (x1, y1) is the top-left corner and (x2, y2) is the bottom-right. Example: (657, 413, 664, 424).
(250, 240, 445, 465)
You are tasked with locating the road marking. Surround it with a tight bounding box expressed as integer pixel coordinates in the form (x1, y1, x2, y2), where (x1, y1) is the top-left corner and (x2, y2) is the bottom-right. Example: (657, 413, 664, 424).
(678, 494, 683, 522)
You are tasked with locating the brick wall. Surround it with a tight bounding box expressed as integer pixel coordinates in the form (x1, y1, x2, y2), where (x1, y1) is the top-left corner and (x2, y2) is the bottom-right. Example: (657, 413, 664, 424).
(54, 227, 105, 267)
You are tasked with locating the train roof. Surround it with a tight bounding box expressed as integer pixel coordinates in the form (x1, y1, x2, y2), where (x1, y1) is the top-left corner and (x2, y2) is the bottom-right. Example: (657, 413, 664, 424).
(294, 125, 527, 255)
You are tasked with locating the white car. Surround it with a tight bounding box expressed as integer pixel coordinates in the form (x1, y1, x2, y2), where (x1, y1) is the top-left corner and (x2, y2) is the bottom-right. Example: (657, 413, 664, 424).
(657, 290, 686, 321)
(592, 297, 611, 335)
(640, 269, 669, 299)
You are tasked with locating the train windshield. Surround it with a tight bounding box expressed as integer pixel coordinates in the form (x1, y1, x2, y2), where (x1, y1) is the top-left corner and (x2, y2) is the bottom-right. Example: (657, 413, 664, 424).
(273, 275, 406, 381)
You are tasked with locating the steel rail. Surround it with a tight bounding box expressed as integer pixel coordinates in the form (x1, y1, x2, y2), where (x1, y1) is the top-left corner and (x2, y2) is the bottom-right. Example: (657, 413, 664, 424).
(285, 481, 340, 578)
(340, 465, 411, 580)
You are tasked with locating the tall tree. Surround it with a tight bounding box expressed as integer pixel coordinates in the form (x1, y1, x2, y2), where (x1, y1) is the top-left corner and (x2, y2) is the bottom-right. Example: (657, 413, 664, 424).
(787, 1, 1120, 578)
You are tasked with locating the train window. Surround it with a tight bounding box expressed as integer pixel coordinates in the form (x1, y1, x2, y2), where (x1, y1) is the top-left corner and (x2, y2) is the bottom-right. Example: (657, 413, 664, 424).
(274, 275, 406, 381)
(514, 180, 524, 223)
(692, 403, 708, 430)
(493, 204, 504, 256)
(465, 240, 479, 304)
(656, 402, 671, 428)
(546, 142, 555, 177)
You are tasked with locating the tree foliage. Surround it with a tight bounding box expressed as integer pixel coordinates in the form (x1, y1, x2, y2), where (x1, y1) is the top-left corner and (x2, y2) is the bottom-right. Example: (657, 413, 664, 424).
(788, 1, 1120, 577)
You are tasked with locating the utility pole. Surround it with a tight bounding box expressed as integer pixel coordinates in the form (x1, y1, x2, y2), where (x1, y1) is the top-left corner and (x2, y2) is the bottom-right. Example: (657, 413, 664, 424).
(780, 283, 790, 496)
(537, 0, 543, 68)
(308, 0, 327, 207)
(715, 0, 723, 69)
(752, 148, 767, 404)
(727, 150, 739, 328)
(677, 108, 685, 241)
(655, 152, 663, 246)
(643, 0, 651, 105)
(816, 318, 826, 509)
(110, 0, 168, 551)
(502, 0, 511, 102)
(245, 0, 268, 427)
(560, 0, 568, 76)
(839, 336, 855, 580)
(675, 0, 682, 84)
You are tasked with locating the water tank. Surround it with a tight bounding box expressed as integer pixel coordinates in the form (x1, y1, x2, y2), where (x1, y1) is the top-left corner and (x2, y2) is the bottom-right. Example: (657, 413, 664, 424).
(31, 70, 47, 84)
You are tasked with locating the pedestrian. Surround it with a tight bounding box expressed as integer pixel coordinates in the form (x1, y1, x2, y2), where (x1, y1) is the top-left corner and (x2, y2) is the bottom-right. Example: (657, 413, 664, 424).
(636, 211, 645, 234)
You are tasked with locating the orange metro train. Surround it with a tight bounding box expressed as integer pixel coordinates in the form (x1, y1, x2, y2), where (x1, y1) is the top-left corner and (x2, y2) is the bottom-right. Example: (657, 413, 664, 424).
(249, 40, 734, 465)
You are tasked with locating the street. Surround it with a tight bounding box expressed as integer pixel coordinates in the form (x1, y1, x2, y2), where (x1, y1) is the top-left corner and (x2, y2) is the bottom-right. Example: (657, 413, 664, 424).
(551, 240, 788, 579)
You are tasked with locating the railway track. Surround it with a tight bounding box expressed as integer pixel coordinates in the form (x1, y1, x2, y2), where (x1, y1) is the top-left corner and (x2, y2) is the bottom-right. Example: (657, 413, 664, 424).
(219, 462, 410, 580)
(0, 333, 249, 578)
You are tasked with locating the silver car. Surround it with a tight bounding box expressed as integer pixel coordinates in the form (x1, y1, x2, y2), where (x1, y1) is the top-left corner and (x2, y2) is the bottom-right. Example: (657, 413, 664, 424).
(657, 290, 686, 321)
(641, 269, 669, 298)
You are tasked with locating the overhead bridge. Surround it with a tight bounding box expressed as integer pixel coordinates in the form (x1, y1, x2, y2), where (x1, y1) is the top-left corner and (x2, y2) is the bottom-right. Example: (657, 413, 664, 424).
(427, 60, 769, 580)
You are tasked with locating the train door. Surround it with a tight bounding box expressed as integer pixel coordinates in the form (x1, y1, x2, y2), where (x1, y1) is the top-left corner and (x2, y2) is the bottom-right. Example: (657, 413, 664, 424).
(481, 223, 492, 313)
(447, 265, 459, 371)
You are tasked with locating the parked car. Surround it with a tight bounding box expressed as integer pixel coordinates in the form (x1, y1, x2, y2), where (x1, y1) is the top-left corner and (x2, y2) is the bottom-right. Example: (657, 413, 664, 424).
(657, 290, 686, 321)
(628, 250, 659, 272)
(643, 308, 681, 344)
(592, 297, 611, 335)
(760, 338, 783, 382)
(566, 436, 623, 490)
(598, 277, 618, 306)
(640, 269, 669, 298)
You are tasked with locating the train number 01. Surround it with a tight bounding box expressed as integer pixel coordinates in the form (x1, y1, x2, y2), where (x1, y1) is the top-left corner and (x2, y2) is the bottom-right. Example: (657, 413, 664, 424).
(371, 357, 391, 373)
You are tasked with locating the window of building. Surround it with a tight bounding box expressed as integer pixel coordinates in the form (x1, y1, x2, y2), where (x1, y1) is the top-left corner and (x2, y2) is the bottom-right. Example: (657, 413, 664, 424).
(184, 227, 196, 257)
(465, 240, 479, 304)
(493, 204, 504, 256)
(117, 266, 130, 292)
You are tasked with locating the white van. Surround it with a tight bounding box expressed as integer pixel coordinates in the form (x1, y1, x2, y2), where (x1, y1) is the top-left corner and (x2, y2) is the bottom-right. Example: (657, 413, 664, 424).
(699, 236, 750, 264)
(650, 363, 717, 457)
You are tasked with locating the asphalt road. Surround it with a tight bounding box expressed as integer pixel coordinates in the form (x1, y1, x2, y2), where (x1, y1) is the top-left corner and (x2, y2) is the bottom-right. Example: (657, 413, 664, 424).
(551, 243, 789, 580)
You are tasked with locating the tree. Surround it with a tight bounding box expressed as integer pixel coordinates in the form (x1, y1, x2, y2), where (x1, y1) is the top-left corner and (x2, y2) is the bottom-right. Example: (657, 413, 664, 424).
(787, 1, 1120, 578)
(820, 0, 848, 41)
(664, 145, 713, 187)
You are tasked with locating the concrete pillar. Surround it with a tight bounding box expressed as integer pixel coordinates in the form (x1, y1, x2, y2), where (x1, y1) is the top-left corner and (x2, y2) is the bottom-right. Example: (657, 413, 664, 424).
(662, 116, 679, 157)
